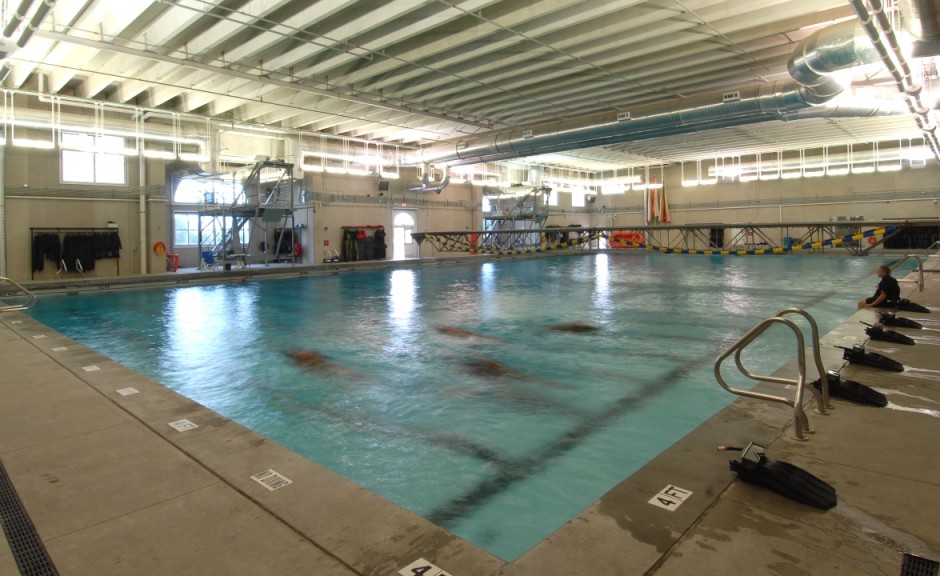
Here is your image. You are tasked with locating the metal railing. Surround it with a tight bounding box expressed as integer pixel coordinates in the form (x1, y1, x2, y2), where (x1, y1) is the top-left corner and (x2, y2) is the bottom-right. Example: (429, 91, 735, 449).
(714, 308, 830, 441)
(0, 277, 37, 312)
(927, 241, 940, 257)
(891, 254, 925, 292)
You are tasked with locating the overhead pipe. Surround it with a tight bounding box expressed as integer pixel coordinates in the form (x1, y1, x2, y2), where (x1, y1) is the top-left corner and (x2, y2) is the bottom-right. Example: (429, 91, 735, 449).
(850, 0, 940, 160)
(404, 21, 885, 167)
(16, 0, 56, 48)
(3, 0, 35, 38)
(408, 164, 450, 194)
(899, 0, 940, 57)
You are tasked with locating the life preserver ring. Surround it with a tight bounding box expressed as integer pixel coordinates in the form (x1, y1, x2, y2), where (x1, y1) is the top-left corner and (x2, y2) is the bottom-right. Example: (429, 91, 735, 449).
(609, 231, 644, 248)
(152, 241, 166, 256)
(867, 236, 877, 245)
(293, 242, 302, 257)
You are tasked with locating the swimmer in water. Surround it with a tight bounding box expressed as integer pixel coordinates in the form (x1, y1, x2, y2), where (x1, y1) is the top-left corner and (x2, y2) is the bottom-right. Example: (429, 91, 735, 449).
(286, 349, 360, 378)
(545, 321, 599, 333)
(437, 325, 494, 339)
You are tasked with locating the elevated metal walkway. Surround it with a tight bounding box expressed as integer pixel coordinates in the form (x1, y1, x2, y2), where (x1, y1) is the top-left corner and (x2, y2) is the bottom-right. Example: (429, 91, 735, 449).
(413, 219, 940, 257)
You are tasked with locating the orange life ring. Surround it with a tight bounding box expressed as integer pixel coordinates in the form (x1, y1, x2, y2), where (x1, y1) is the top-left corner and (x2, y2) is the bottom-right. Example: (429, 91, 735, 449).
(152, 241, 166, 256)
(867, 236, 877, 245)
(609, 231, 644, 249)
(293, 242, 302, 257)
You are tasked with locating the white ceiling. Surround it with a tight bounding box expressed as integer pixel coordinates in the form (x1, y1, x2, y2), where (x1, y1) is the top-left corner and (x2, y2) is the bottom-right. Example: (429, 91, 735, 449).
(2, 0, 936, 171)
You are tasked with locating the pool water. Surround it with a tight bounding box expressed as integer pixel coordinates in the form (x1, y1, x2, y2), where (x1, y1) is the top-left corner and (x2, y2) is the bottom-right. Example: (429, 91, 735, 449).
(27, 253, 886, 560)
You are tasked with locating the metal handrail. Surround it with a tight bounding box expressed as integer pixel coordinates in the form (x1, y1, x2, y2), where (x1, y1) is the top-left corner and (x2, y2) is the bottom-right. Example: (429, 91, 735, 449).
(771, 308, 829, 413)
(891, 254, 924, 292)
(715, 316, 811, 440)
(0, 277, 37, 312)
(927, 241, 940, 256)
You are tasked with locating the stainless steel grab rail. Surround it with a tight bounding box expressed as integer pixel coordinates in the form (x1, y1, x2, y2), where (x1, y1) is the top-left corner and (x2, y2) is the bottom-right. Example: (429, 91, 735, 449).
(891, 254, 925, 292)
(0, 277, 37, 312)
(715, 316, 812, 440)
(926, 241, 940, 256)
(766, 308, 830, 413)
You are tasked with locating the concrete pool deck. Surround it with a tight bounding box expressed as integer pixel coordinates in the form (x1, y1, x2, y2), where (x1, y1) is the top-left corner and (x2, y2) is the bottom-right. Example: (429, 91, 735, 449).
(2, 254, 939, 575)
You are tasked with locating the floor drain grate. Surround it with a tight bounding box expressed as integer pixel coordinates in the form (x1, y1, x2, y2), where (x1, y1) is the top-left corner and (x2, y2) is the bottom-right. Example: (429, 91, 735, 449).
(902, 553, 940, 576)
(0, 459, 59, 576)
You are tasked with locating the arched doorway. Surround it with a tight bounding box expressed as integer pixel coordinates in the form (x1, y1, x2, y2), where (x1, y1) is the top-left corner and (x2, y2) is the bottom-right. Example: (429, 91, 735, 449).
(393, 210, 418, 260)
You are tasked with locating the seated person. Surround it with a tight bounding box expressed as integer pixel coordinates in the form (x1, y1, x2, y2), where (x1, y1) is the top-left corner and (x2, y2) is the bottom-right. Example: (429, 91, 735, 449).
(858, 265, 900, 309)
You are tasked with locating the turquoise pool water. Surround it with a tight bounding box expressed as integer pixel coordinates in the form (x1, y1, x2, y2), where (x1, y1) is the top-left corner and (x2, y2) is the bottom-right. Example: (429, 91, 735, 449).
(27, 253, 887, 560)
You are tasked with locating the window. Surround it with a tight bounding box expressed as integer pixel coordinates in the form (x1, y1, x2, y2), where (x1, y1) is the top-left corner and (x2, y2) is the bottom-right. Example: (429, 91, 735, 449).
(571, 190, 586, 207)
(174, 213, 251, 247)
(174, 213, 200, 246)
(174, 178, 240, 204)
(61, 132, 127, 184)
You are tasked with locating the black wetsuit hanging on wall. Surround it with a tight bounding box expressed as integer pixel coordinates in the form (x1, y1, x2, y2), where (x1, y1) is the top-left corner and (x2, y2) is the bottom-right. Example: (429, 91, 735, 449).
(32, 233, 61, 272)
(62, 233, 96, 271)
(374, 228, 387, 259)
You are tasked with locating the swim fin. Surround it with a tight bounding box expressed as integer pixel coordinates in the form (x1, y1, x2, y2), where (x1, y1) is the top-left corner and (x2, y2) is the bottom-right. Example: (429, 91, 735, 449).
(878, 311, 923, 330)
(839, 345, 904, 372)
(811, 370, 887, 407)
(880, 299, 931, 313)
(730, 443, 837, 510)
(863, 322, 916, 345)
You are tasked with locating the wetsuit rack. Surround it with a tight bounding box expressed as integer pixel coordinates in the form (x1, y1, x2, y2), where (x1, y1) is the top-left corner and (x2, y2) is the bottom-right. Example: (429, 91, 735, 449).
(30, 227, 122, 279)
(340, 225, 386, 262)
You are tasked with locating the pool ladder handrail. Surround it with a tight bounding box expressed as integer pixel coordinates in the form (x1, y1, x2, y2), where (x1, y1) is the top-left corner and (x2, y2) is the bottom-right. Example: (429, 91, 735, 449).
(714, 308, 830, 441)
(926, 240, 940, 257)
(0, 277, 37, 312)
(890, 254, 925, 292)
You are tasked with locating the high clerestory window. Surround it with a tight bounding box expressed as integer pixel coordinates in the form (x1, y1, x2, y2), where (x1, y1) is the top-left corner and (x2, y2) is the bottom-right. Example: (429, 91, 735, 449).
(60, 132, 127, 185)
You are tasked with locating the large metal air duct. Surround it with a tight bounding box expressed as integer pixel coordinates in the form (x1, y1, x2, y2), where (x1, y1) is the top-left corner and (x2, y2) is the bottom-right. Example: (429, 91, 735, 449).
(900, 0, 940, 57)
(403, 21, 882, 166)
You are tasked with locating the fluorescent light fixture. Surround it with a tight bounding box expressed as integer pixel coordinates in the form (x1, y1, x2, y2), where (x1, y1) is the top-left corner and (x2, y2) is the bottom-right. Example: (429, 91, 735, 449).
(681, 180, 699, 187)
(851, 166, 875, 174)
(303, 164, 325, 172)
(759, 173, 780, 180)
(179, 153, 209, 162)
(12, 138, 55, 149)
(380, 171, 400, 179)
(827, 167, 850, 175)
(876, 164, 903, 172)
(781, 171, 803, 179)
(325, 166, 347, 174)
(347, 168, 369, 176)
(143, 149, 177, 160)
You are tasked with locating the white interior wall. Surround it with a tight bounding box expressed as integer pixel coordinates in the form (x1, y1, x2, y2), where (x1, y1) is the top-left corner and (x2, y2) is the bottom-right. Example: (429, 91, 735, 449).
(3, 116, 939, 281)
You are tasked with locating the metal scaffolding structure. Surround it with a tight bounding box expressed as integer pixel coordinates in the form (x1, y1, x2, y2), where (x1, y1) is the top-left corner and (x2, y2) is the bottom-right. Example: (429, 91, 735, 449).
(413, 219, 940, 257)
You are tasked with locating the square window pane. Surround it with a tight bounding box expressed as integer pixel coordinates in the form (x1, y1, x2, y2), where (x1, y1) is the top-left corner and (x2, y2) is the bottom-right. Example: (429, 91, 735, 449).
(62, 150, 95, 182)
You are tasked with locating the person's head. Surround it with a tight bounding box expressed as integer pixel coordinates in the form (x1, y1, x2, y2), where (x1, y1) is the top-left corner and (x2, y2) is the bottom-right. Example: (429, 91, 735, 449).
(877, 265, 891, 278)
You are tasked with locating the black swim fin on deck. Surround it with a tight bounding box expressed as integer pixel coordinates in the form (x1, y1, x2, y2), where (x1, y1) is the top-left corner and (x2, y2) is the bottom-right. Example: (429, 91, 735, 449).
(811, 371, 887, 407)
(730, 443, 837, 510)
(862, 322, 916, 346)
(839, 345, 904, 372)
(880, 299, 931, 314)
(878, 311, 923, 330)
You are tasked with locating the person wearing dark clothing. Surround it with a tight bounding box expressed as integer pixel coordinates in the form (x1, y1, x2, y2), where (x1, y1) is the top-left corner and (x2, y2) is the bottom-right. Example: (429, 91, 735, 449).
(858, 265, 900, 309)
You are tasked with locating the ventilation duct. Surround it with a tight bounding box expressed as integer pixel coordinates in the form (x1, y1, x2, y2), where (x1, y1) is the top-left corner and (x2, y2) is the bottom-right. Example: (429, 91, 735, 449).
(403, 21, 887, 167)
(899, 0, 940, 57)
(16, 0, 55, 48)
(408, 165, 450, 193)
(2, 0, 35, 38)
(850, 0, 940, 159)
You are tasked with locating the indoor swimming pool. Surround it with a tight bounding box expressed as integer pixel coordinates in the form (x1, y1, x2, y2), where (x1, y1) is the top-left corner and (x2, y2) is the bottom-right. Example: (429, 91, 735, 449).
(26, 253, 893, 560)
